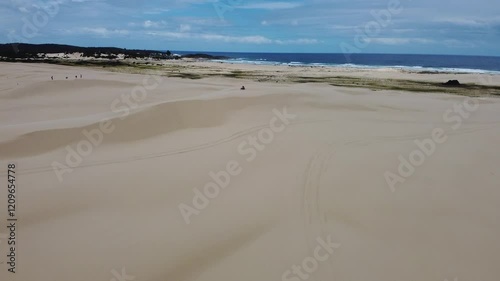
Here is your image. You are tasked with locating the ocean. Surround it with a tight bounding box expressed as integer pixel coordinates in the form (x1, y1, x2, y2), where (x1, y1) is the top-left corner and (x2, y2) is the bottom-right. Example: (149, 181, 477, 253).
(172, 51, 500, 74)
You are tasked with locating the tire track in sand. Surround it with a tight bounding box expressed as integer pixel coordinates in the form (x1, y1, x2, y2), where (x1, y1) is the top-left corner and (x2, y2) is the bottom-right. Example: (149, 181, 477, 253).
(300, 143, 337, 279)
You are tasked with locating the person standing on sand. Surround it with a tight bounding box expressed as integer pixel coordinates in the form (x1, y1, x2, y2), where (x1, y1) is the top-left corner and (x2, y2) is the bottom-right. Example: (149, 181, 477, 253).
(51, 76, 53, 80)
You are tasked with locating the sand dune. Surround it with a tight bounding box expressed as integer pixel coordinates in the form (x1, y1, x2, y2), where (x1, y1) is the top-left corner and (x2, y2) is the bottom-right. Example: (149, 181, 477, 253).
(0, 93, 302, 158)
(1, 63, 500, 281)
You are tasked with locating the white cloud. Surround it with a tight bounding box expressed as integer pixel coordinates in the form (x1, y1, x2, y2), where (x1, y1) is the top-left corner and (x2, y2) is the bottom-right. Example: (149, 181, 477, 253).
(443, 39, 476, 48)
(369, 37, 434, 45)
(179, 24, 191, 32)
(143, 7, 170, 15)
(202, 34, 273, 44)
(238, 2, 302, 10)
(436, 18, 486, 27)
(276, 38, 319, 44)
(143, 20, 167, 28)
(329, 24, 357, 31)
(147, 31, 318, 45)
(80, 27, 129, 37)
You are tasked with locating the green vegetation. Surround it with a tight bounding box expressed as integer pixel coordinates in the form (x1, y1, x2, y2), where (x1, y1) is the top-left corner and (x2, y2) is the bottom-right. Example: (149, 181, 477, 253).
(222, 70, 249, 78)
(2, 56, 498, 97)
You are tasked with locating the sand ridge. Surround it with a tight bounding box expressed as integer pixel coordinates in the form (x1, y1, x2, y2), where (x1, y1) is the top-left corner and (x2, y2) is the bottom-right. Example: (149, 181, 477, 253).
(0, 62, 500, 281)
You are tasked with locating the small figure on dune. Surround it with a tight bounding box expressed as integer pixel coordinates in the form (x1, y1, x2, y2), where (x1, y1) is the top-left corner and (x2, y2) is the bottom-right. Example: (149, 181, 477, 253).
(75, 75, 78, 79)
(240, 86, 246, 90)
(51, 76, 53, 80)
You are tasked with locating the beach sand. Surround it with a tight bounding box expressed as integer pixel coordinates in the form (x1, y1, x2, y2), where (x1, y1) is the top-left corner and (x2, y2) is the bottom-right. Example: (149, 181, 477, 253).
(1, 62, 500, 281)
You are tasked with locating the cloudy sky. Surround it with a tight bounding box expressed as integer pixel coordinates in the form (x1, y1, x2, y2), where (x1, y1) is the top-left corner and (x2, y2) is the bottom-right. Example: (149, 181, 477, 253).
(1, 0, 499, 55)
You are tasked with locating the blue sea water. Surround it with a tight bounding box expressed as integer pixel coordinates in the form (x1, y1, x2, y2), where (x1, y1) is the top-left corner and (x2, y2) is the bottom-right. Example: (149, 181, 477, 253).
(172, 51, 500, 74)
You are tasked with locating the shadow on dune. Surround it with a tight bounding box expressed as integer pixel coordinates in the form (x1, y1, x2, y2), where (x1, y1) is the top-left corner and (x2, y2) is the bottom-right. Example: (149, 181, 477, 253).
(2, 79, 137, 99)
(0, 94, 295, 159)
(162, 221, 277, 281)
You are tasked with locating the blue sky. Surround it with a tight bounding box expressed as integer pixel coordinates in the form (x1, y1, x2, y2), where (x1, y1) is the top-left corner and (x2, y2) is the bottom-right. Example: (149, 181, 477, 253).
(1, 0, 499, 55)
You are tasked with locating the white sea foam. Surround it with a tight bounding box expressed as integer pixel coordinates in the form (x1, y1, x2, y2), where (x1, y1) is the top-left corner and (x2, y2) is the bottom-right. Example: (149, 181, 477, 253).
(212, 58, 500, 74)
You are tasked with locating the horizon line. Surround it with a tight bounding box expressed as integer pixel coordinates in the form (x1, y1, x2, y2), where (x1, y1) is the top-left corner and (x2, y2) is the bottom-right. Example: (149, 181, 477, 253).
(2, 42, 500, 58)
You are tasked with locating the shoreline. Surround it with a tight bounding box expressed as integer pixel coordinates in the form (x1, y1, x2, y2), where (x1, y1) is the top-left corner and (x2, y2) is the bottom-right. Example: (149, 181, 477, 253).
(211, 59, 500, 75)
(2, 59, 499, 97)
